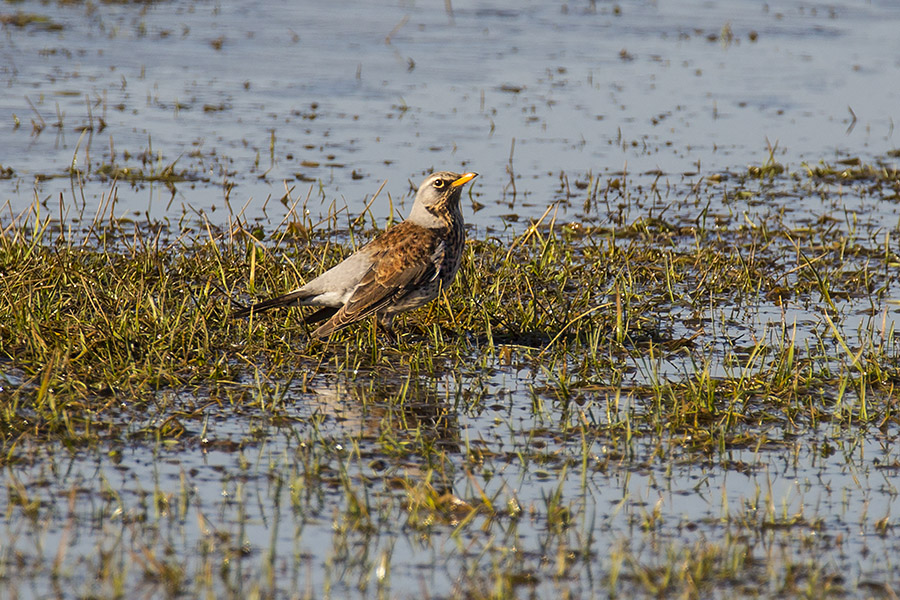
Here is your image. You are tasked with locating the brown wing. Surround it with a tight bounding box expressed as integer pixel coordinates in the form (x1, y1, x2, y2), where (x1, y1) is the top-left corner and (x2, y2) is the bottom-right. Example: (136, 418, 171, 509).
(312, 222, 442, 338)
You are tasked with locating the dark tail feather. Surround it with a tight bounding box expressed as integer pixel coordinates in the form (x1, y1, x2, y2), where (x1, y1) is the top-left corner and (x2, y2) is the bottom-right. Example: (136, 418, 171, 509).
(232, 289, 316, 318)
(303, 306, 339, 325)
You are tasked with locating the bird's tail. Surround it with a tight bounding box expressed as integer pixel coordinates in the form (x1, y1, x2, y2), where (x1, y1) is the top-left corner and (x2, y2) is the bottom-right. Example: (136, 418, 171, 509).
(232, 289, 316, 318)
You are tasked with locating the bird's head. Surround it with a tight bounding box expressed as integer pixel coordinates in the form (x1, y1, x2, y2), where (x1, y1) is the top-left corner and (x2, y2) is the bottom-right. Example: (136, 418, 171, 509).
(408, 171, 478, 226)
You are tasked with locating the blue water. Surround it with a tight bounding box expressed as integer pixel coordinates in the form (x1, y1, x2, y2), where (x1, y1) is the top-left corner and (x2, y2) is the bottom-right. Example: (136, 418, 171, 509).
(2, 0, 898, 229)
(3, 367, 899, 598)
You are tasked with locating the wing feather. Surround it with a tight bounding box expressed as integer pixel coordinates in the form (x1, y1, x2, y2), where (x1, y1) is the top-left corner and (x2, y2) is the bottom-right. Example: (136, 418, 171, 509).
(312, 223, 443, 338)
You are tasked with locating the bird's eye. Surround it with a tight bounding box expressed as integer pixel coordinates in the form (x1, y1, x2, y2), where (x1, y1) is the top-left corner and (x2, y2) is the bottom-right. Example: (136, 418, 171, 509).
(433, 179, 445, 189)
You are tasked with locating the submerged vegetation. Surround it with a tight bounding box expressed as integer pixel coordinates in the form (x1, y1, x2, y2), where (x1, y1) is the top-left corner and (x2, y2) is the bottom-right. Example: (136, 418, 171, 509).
(1, 155, 899, 598)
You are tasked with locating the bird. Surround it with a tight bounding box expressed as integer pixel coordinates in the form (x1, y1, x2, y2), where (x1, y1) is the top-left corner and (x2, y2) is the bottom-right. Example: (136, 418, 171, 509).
(233, 170, 478, 338)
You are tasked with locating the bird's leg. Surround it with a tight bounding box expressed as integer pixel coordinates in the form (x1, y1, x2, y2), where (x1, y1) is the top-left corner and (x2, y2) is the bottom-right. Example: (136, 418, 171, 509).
(376, 315, 398, 342)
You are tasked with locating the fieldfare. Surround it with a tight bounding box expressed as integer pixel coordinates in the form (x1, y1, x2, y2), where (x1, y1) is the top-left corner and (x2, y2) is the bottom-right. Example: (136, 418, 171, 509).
(234, 171, 478, 338)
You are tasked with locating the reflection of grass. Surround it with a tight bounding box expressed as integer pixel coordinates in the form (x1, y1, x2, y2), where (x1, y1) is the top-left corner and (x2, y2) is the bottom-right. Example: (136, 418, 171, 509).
(1, 161, 900, 597)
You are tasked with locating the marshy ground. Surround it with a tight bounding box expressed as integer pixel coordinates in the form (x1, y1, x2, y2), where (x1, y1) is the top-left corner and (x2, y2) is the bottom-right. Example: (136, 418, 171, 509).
(2, 1, 900, 598)
(3, 154, 900, 598)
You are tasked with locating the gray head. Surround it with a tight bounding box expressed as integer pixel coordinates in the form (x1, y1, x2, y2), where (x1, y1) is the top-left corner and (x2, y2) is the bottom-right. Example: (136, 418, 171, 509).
(407, 171, 478, 227)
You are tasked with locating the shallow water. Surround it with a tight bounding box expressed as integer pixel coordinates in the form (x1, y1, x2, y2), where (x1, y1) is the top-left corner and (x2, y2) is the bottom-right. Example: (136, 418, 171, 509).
(4, 367, 900, 597)
(2, 0, 900, 597)
(3, 0, 899, 229)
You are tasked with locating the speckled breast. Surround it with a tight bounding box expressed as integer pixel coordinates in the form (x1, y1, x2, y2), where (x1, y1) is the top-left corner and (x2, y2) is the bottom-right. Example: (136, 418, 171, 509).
(438, 218, 466, 288)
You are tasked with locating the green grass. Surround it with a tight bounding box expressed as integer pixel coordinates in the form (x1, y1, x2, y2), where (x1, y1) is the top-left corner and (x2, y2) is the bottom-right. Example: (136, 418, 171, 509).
(2, 158, 900, 460)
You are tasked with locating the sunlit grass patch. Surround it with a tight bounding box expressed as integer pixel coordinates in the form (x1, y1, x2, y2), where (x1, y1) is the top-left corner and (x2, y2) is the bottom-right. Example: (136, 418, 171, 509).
(2, 170, 900, 459)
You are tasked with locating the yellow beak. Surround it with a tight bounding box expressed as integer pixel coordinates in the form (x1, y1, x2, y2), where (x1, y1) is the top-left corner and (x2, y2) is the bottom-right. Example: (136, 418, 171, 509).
(451, 172, 478, 187)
